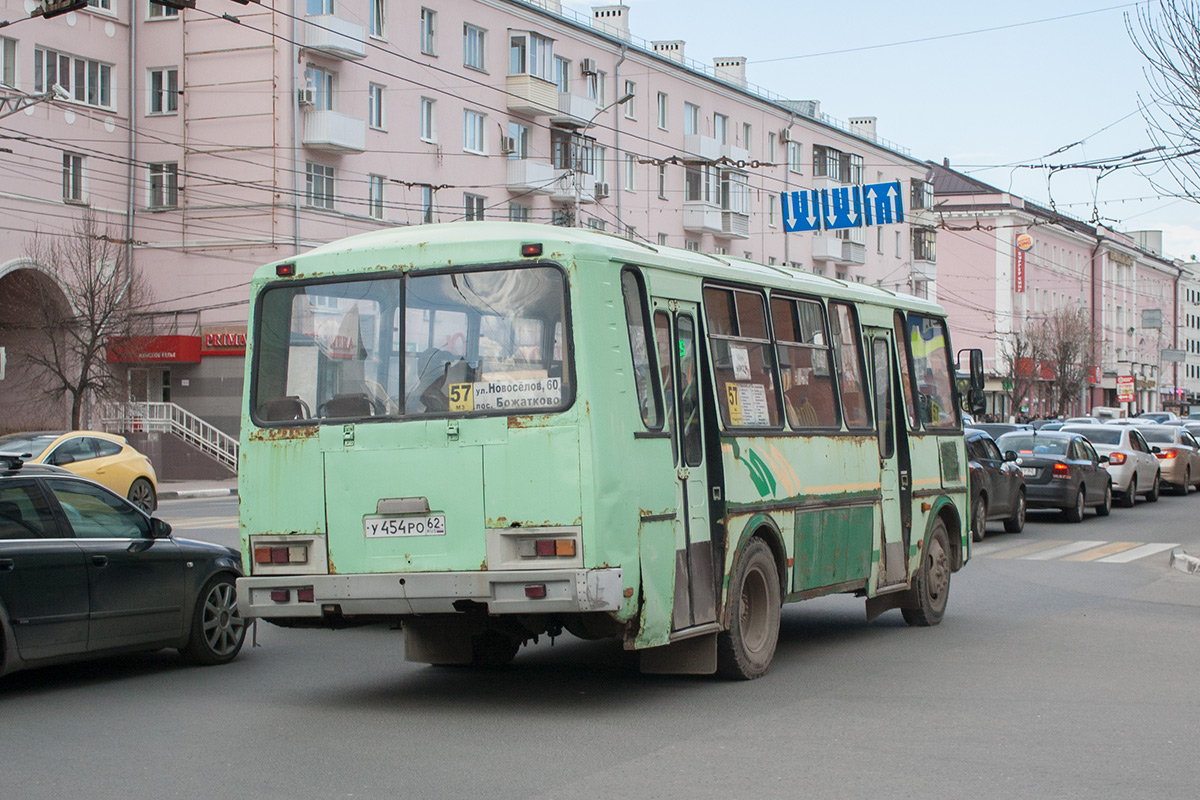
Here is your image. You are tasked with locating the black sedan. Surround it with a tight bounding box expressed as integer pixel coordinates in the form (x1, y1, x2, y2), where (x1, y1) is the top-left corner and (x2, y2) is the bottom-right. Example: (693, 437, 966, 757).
(965, 428, 1026, 540)
(0, 454, 245, 678)
(993, 431, 1113, 522)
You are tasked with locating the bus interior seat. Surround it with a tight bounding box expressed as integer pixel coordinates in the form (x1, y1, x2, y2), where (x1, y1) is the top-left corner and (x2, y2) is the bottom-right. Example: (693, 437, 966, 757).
(261, 395, 309, 421)
(321, 393, 374, 418)
(443, 358, 475, 387)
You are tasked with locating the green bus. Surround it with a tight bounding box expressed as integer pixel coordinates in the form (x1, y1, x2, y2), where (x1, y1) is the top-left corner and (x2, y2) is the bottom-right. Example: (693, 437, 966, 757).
(237, 222, 984, 679)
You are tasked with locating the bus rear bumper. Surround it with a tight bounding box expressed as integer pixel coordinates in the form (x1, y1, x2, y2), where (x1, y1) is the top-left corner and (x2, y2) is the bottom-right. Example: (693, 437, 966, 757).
(237, 568, 625, 620)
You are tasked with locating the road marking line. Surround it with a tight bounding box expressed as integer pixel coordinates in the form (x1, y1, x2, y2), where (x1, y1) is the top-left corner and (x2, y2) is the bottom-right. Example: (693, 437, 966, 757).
(1063, 542, 1141, 561)
(1022, 540, 1106, 560)
(988, 540, 1069, 559)
(1097, 542, 1178, 563)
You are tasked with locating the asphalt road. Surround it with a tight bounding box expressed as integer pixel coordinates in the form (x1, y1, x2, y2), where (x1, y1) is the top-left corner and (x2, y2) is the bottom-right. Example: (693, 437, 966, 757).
(2, 493, 1198, 800)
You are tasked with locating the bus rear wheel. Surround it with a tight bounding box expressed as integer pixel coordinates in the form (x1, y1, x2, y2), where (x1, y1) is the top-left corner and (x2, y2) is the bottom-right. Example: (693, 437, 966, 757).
(902, 520, 951, 627)
(717, 538, 781, 680)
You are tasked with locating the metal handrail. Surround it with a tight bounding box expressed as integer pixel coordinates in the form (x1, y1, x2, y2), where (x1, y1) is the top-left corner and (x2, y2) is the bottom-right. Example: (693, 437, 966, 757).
(93, 401, 238, 471)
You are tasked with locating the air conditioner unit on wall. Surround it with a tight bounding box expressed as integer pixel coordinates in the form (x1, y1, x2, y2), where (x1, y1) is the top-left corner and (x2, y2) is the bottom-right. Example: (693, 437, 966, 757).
(594, 182, 610, 199)
(780, 128, 791, 142)
(500, 136, 517, 155)
(298, 86, 315, 107)
(581, 58, 599, 75)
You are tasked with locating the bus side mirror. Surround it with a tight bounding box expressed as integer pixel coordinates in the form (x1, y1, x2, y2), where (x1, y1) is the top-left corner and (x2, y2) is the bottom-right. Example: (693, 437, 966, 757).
(957, 348, 986, 416)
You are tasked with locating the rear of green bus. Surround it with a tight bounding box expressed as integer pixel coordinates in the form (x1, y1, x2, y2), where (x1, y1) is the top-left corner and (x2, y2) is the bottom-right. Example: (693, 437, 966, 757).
(236, 225, 631, 664)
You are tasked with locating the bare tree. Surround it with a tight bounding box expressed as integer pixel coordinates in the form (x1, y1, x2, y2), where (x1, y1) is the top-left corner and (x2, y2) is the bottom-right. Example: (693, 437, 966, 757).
(997, 325, 1042, 420)
(20, 211, 153, 429)
(1031, 306, 1095, 419)
(1129, 1, 1200, 202)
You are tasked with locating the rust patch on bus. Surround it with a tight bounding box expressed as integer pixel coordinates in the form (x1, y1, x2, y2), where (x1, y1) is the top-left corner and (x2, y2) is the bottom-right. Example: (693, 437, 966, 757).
(508, 415, 535, 429)
(480, 558, 488, 571)
(249, 426, 318, 442)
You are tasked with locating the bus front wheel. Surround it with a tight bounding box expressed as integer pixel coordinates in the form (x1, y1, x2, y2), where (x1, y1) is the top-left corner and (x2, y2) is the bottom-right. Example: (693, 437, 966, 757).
(902, 520, 951, 627)
(717, 538, 781, 680)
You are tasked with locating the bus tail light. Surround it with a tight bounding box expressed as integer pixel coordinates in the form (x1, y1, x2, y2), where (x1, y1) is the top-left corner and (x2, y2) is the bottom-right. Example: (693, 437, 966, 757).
(1052, 462, 1071, 479)
(1156, 449, 1177, 460)
(1108, 452, 1127, 465)
(518, 538, 577, 558)
(254, 545, 309, 565)
(524, 584, 547, 598)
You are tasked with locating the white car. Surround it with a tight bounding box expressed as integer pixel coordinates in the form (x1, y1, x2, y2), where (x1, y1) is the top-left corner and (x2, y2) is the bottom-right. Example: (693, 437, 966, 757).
(1060, 424, 1162, 507)
(1064, 417, 1100, 425)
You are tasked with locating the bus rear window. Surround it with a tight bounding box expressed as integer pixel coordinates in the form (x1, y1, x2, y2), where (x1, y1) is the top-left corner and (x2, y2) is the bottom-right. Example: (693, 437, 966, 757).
(252, 265, 570, 423)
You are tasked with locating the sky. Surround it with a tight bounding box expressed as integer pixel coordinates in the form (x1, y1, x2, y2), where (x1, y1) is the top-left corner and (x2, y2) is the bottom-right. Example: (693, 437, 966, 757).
(565, 0, 1200, 262)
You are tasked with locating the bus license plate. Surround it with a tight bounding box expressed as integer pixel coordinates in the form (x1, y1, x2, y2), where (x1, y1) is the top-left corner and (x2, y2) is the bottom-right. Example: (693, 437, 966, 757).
(364, 515, 447, 538)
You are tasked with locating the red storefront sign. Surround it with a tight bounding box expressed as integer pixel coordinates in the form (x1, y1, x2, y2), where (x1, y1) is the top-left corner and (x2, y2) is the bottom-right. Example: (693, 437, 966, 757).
(1014, 233, 1032, 294)
(1116, 375, 1135, 402)
(107, 335, 203, 364)
(1089, 366, 1101, 385)
(201, 326, 248, 356)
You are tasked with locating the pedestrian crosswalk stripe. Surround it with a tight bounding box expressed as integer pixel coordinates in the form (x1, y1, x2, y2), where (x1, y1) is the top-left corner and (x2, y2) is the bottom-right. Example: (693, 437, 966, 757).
(987, 540, 1069, 559)
(1023, 540, 1106, 561)
(1063, 541, 1141, 561)
(1096, 542, 1177, 563)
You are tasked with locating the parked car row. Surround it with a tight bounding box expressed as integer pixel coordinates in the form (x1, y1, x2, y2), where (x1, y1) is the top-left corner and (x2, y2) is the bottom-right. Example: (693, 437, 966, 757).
(966, 418, 1200, 541)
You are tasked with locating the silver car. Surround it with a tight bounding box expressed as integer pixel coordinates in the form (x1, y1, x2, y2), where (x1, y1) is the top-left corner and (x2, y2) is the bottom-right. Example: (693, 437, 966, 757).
(1060, 424, 1162, 507)
(1138, 425, 1200, 494)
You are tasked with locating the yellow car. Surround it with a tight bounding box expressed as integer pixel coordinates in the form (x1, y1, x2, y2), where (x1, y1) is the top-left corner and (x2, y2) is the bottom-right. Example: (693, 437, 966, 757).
(0, 431, 159, 512)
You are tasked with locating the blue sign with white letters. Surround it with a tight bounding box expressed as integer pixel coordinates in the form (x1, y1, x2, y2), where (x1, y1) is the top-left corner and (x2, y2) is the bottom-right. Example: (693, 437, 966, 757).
(779, 180, 904, 233)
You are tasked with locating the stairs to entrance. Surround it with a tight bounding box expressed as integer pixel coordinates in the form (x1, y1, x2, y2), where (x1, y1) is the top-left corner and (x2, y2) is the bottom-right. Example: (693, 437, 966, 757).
(94, 401, 238, 476)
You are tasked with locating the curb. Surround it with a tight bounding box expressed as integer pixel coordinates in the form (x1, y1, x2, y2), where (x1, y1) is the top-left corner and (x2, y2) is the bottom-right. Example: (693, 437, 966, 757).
(159, 488, 238, 500)
(1170, 548, 1200, 576)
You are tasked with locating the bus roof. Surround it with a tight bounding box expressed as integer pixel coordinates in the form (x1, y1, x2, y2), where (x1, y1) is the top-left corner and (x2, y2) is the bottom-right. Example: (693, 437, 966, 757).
(257, 222, 946, 316)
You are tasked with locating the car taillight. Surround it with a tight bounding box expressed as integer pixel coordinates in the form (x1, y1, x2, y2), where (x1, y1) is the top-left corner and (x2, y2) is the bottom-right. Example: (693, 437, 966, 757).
(1156, 449, 1177, 459)
(1052, 462, 1071, 479)
(1108, 452, 1127, 465)
(253, 545, 309, 565)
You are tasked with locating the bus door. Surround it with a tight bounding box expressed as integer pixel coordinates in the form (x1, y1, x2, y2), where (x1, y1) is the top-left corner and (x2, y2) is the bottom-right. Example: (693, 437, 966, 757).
(868, 328, 912, 588)
(652, 301, 717, 631)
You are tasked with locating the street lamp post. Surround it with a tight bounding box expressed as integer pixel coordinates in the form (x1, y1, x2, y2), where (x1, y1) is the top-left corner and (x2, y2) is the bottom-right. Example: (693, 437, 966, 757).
(574, 91, 634, 227)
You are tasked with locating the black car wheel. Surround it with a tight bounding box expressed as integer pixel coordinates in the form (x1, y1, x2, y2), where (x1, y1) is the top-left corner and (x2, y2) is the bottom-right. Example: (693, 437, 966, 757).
(127, 478, 157, 514)
(1095, 482, 1112, 517)
(181, 574, 246, 666)
(1064, 486, 1085, 523)
(1003, 489, 1026, 533)
(1146, 472, 1160, 503)
(971, 497, 987, 542)
(1120, 475, 1137, 508)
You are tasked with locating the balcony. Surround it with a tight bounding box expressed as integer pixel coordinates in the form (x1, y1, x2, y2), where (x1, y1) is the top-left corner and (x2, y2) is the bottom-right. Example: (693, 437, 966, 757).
(683, 202, 723, 234)
(302, 110, 366, 153)
(302, 15, 367, 60)
(721, 143, 750, 163)
(506, 159, 559, 194)
(842, 241, 866, 264)
(911, 259, 937, 281)
(683, 134, 721, 162)
(506, 74, 559, 117)
(721, 211, 750, 239)
(550, 93, 599, 128)
(812, 234, 866, 265)
(549, 171, 596, 204)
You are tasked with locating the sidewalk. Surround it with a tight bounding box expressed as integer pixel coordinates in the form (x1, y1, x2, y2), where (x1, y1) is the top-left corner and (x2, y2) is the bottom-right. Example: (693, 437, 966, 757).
(158, 478, 238, 500)
(1171, 548, 1200, 576)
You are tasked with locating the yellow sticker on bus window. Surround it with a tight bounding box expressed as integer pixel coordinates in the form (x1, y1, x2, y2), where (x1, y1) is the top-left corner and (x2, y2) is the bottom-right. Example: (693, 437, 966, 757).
(726, 383, 743, 426)
(448, 382, 474, 412)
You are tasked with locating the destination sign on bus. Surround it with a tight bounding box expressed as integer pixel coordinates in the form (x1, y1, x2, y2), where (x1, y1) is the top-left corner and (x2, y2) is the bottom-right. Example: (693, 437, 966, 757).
(448, 378, 562, 412)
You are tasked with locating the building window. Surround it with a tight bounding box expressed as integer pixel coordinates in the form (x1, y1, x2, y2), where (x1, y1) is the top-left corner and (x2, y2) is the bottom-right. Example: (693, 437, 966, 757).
(658, 233, 669, 246)
(593, 145, 606, 183)
(35, 48, 113, 109)
(685, 165, 716, 204)
(911, 178, 933, 210)
(742, 122, 752, 155)
(684, 102, 699, 136)
(304, 65, 334, 110)
(768, 196, 776, 227)
(148, 0, 178, 18)
(87, 0, 113, 10)
(1, 37, 15, 88)
(554, 55, 570, 92)
(369, 0, 386, 39)
(657, 164, 667, 199)
(420, 8, 437, 55)
(895, 230, 901, 258)
(509, 32, 554, 80)
(507, 122, 530, 160)
(720, 170, 749, 214)
(624, 80, 636, 119)
(625, 225, 637, 241)
(464, 193, 485, 221)
(368, 175, 385, 219)
(587, 218, 606, 232)
(685, 239, 700, 252)
(420, 97, 436, 142)
(148, 162, 178, 209)
(787, 141, 802, 173)
(148, 67, 178, 115)
(624, 153, 636, 191)
(656, 92, 668, 130)
(63, 152, 85, 203)
(813, 145, 862, 183)
(463, 109, 486, 154)
(508, 203, 530, 222)
(368, 83, 384, 129)
(585, 70, 605, 107)
(714, 113, 728, 144)
(305, 162, 335, 209)
(306, 0, 333, 13)
(421, 185, 434, 223)
(767, 132, 776, 163)
(463, 24, 486, 71)
(912, 228, 936, 262)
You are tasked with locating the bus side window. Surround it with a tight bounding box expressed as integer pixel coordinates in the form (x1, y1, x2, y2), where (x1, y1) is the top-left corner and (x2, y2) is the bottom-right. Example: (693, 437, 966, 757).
(893, 312, 920, 430)
(829, 302, 872, 430)
(654, 311, 678, 464)
(702, 286, 781, 429)
(620, 269, 662, 429)
(906, 314, 957, 429)
(770, 295, 840, 429)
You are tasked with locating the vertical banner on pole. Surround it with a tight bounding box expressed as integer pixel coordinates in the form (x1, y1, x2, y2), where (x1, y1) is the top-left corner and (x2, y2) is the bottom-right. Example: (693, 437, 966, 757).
(1015, 233, 1032, 293)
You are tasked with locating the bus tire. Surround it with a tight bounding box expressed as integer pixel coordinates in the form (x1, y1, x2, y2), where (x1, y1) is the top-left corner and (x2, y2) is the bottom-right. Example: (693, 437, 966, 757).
(716, 538, 781, 680)
(902, 520, 950, 628)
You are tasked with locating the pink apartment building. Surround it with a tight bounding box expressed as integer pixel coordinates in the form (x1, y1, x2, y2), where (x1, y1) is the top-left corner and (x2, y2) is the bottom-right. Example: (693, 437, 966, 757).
(930, 161, 1184, 419)
(1, 0, 937, 468)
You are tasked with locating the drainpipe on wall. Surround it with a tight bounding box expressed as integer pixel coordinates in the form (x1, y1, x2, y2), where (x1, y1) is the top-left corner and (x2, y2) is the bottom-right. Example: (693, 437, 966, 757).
(614, 44, 627, 235)
(783, 111, 794, 267)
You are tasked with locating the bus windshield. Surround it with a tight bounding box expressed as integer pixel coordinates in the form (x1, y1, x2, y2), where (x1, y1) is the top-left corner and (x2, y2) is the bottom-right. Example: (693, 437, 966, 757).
(252, 265, 570, 423)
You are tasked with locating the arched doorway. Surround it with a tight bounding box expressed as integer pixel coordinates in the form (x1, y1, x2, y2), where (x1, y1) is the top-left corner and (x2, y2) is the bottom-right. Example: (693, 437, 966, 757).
(0, 260, 75, 432)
